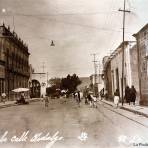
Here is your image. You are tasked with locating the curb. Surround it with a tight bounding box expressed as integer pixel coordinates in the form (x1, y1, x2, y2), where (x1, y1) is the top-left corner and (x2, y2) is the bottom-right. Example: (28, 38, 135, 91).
(0, 103, 18, 109)
(100, 100, 148, 118)
(120, 106, 148, 118)
(0, 98, 40, 109)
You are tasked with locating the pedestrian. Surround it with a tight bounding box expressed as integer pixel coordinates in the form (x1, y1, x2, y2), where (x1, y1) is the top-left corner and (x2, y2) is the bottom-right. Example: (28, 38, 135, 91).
(92, 96, 97, 108)
(124, 86, 131, 105)
(87, 92, 93, 107)
(1, 93, 6, 104)
(100, 88, 104, 100)
(130, 85, 136, 105)
(77, 91, 81, 107)
(73, 92, 76, 98)
(84, 89, 88, 104)
(20, 92, 26, 104)
(44, 94, 49, 107)
(114, 89, 120, 108)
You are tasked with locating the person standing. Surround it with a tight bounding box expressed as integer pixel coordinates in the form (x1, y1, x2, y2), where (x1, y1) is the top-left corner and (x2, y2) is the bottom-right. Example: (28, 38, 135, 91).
(92, 96, 97, 108)
(124, 86, 131, 105)
(84, 89, 88, 104)
(87, 92, 93, 107)
(1, 93, 6, 104)
(130, 85, 136, 105)
(77, 91, 81, 107)
(114, 89, 120, 108)
(44, 94, 49, 107)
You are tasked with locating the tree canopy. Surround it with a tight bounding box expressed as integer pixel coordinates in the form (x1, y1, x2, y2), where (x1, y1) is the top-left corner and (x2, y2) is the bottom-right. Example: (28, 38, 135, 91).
(61, 74, 81, 93)
(46, 74, 81, 96)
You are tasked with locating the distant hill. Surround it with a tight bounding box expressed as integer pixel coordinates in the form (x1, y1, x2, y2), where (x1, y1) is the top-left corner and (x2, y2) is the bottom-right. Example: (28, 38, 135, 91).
(77, 77, 91, 90)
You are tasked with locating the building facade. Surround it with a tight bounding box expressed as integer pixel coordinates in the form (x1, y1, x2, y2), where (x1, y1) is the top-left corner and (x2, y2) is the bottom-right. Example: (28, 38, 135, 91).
(30, 72, 47, 98)
(0, 28, 5, 95)
(103, 41, 139, 103)
(0, 24, 30, 100)
(133, 24, 148, 105)
(102, 57, 112, 100)
(90, 74, 104, 97)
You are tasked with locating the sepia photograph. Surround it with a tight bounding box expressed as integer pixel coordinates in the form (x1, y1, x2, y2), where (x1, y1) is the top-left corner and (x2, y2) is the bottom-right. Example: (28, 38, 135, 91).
(0, 0, 148, 147)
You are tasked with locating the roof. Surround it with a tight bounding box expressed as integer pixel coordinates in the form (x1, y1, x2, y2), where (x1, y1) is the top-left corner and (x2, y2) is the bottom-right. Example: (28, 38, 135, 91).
(133, 23, 148, 37)
(0, 23, 30, 55)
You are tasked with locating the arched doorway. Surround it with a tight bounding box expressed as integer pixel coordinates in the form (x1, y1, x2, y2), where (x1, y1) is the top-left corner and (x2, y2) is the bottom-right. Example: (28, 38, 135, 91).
(30, 79, 41, 98)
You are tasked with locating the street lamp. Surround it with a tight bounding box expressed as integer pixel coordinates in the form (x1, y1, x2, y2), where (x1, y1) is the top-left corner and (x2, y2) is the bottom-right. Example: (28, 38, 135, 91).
(1, 8, 15, 31)
(2, 8, 6, 13)
(50, 40, 55, 46)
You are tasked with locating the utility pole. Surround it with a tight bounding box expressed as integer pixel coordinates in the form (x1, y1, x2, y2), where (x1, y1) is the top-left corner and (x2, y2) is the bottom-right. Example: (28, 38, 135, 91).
(91, 53, 98, 96)
(119, 0, 130, 106)
(42, 62, 45, 73)
(98, 61, 102, 97)
(47, 72, 49, 88)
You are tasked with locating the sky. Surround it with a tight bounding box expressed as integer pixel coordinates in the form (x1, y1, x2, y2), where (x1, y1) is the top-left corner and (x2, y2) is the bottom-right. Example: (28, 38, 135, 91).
(0, 0, 148, 78)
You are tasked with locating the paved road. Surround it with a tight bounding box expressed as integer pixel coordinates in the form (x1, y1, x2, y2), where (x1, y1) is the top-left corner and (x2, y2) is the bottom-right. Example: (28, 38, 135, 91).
(0, 97, 148, 148)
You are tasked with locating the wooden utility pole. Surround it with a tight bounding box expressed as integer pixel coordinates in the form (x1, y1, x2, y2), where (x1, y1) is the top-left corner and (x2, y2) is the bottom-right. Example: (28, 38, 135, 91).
(119, 0, 130, 106)
(47, 72, 49, 88)
(42, 62, 45, 73)
(91, 53, 98, 96)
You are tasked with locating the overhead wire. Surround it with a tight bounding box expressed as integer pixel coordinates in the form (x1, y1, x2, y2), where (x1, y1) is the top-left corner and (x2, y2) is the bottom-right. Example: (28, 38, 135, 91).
(0, 10, 133, 34)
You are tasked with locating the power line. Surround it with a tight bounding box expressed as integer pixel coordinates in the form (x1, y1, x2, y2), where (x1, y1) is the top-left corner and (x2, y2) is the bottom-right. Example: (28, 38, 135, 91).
(0, 11, 119, 17)
(0, 12, 133, 34)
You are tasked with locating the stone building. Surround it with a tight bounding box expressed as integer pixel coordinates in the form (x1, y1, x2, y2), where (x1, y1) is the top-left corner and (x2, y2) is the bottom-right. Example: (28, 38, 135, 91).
(0, 26, 5, 95)
(103, 41, 139, 103)
(0, 24, 30, 100)
(133, 23, 148, 105)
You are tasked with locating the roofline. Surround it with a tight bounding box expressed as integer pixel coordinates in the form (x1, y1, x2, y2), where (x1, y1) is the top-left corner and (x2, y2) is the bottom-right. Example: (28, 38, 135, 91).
(133, 23, 148, 37)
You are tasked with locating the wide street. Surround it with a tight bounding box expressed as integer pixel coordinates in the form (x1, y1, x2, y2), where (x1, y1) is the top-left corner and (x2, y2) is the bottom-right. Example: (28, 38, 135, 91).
(0, 97, 148, 148)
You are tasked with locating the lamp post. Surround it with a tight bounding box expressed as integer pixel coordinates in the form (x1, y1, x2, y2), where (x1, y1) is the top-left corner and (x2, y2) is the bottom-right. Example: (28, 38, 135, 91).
(1, 8, 15, 31)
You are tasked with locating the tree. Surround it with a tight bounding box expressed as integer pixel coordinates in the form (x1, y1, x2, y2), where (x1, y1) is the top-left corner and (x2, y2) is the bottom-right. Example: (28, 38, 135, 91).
(61, 74, 81, 94)
(46, 77, 61, 97)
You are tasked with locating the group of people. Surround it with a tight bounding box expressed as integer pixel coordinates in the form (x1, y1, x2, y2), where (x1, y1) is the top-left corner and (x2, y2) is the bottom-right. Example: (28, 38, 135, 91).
(16, 92, 29, 104)
(113, 85, 137, 108)
(73, 90, 97, 108)
(86, 92, 97, 108)
(1, 92, 29, 105)
(125, 85, 137, 105)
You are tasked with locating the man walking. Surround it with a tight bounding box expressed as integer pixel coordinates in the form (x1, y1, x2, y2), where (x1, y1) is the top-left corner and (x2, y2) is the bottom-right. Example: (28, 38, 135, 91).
(130, 85, 136, 105)
(77, 91, 81, 107)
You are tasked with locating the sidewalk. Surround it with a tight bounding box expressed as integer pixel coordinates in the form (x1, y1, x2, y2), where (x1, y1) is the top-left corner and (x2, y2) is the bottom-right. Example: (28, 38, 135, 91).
(100, 99, 148, 118)
(0, 98, 40, 109)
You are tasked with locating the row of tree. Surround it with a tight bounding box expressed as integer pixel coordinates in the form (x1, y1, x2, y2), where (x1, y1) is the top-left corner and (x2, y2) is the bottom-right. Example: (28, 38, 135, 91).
(46, 74, 81, 97)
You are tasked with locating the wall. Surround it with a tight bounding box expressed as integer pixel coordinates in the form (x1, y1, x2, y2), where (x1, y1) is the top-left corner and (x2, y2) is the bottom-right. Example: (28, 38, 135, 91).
(31, 73, 47, 97)
(130, 45, 140, 103)
(109, 42, 139, 103)
(136, 25, 148, 105)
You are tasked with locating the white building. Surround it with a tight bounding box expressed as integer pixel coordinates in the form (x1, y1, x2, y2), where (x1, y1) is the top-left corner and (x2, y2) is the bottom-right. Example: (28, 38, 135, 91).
(109, 41, 139, 102)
